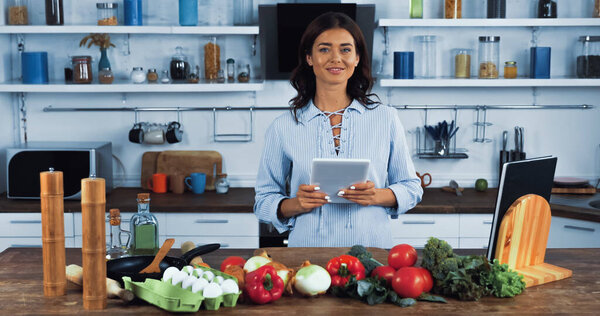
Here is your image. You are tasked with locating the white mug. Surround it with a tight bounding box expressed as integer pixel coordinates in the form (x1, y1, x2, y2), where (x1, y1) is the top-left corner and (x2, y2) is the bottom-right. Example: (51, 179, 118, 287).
(144, 129, 164, 144)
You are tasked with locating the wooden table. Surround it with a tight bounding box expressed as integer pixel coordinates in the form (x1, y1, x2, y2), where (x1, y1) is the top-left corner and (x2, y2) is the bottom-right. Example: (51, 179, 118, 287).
(1, 247, 598, 315)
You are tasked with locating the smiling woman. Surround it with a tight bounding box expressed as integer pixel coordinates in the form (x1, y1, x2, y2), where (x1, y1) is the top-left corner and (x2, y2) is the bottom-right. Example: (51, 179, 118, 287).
(254, 12, 423, 248)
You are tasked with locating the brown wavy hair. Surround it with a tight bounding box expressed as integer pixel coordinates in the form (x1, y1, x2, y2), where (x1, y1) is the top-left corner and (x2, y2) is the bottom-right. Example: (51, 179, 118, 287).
(289, 12, 379, 122)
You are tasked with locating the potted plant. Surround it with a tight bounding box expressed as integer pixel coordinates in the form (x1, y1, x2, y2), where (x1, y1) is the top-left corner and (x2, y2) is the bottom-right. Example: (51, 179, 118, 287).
(80, 33, 116, 84)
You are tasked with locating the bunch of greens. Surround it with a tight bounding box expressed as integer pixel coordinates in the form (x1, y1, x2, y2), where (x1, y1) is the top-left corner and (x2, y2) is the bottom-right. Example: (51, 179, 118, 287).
(421, 237, 525, 301)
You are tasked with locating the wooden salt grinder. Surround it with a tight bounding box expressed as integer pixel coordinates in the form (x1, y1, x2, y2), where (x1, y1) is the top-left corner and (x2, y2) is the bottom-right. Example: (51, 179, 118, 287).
(81, 177, 107, 310)
(40, 169, 66, 297)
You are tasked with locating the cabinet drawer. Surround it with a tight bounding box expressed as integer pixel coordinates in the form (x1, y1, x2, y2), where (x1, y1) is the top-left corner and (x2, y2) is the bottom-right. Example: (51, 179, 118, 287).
(162, 236, 259, 249)
(547, 216, 600, 248)
(0, 213, 74, 237)
(74, 212, 166, 236)
(390, 214, 459, 238)
(392, 237, 459, 249)
(165, 213, 258, 237)
(459, 214, 493, 238)
(0, 237, 75, 253)
(459, 237, 490, 249)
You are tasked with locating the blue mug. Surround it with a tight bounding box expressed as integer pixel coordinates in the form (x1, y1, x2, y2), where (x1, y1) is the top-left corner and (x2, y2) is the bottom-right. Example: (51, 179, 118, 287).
(185, 172, 206, 194)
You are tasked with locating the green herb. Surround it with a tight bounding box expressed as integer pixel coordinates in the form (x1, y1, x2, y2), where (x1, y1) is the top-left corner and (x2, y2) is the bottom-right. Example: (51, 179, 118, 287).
(347, 245, 384, 276)
(482, 259, 526, 298)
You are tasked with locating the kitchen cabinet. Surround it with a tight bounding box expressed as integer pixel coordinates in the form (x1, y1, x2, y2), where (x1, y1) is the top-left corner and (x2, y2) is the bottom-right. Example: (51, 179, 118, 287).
(390, 214, 459, 248)
(0, 213, 74, 252)
(547, 216, 600, 248)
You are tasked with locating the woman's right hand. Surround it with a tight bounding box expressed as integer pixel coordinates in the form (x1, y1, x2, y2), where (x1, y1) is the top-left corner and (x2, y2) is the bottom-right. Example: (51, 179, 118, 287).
(279, 185, 329, 219)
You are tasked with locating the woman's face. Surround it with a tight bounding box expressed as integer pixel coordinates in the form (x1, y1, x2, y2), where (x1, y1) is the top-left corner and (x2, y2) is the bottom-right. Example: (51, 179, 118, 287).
(306, 28, 360, 87)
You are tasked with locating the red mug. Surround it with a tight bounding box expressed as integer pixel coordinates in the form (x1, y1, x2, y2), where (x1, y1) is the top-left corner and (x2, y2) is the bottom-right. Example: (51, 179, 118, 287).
(416, 172, 432, 188)
(147, 173, 167, 193)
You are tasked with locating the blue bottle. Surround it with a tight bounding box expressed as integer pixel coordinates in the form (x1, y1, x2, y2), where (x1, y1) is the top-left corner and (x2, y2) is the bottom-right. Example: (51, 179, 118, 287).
(179, 0, 198, 26)
(124, 0, 143, 26)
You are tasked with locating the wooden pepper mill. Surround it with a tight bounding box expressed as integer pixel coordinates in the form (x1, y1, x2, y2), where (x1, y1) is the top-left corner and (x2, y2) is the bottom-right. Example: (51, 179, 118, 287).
(40, 168, 66, 297)
(81, 177, 107, 310)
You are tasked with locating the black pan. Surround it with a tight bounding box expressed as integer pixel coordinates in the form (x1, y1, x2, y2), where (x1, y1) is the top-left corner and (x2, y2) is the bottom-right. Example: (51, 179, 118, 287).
(107, 243, 220, 285)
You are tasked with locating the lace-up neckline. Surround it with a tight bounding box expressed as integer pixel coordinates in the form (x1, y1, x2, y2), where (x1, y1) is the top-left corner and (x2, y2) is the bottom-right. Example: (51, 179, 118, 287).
(321, 108, 346, 155)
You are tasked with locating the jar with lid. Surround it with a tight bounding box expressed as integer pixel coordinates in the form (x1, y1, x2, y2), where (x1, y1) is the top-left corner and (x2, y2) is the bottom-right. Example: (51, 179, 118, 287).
(97, 3, 118, 26)
(577, 36, 600, 78)
(72, 56, 93, 84)
(478, 36, 500, 79)
(131, 67, 145, 83)
(226, 58, 235, 82)
(445, 0, 461, 19)
(170, 46, 190, 82)
(99, 68, 114, 84)
(147, 68, 158, 83)
(415, 35, 437, 78)
(409, 0, 423, 19)
(595, 0, 600, 18)
(538, 0, 557, 18)
(64, 56, 73, 83)
(8, 0, 29, 25)
(45, 0, 64, 25)
(237, 64, 250, 83)
(160, 70, 171, 84)
(452, 48, 472, 78)
(204, 37, 221, 81)
(217, 69, 225, 83)
(504, 61, 517, 79)
(215, 174, 229, 194)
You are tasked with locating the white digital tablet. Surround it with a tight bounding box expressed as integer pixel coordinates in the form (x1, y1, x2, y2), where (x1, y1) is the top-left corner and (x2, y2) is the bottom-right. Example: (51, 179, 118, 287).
(310, 158, 370, 204)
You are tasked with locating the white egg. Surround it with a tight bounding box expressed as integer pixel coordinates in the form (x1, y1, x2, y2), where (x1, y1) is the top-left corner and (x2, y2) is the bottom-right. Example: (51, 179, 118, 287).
(202, 282, 223, 298)
(192, 268, 204, 278)
(191, 278, 209, 294)
(171, 270, 188, 286)
(202, 270, 215, 282)
(214, 276, 225, 285)
(220, 279, 239, 294)
(162, 266, 180, 282)
(182, 275, 198, 289)
(182, 265, 194, 275)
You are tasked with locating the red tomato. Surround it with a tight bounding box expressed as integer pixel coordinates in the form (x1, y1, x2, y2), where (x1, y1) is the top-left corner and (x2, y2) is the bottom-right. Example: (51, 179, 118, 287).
(220, 256, 246, 272)
(392, 267, 424, 299)
(371, 265, 396, 285)
(416, 267, 433, 292)
(388, 244, 418, 269)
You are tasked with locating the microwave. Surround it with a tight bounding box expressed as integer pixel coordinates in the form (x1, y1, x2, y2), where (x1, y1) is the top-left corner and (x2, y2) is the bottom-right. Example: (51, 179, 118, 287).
(6, 141, 113, 199)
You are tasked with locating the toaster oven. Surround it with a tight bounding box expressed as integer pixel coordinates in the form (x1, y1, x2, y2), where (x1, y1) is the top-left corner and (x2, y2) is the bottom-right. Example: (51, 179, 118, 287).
(6, 141, 113, 199)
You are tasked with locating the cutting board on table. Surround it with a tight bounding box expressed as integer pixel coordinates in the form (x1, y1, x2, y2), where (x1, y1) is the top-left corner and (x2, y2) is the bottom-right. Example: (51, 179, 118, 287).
(141, 151, 161, 189)
(156, 151, 222, 191)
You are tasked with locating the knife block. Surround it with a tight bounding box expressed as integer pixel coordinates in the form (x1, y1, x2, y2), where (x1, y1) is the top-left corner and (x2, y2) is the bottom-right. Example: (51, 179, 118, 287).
(494, 194, 572, 288)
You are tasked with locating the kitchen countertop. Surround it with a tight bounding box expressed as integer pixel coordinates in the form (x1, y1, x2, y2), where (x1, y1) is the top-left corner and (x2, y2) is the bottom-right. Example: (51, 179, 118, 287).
(0, 187, 598, 222)
(0, 247, 598, 315)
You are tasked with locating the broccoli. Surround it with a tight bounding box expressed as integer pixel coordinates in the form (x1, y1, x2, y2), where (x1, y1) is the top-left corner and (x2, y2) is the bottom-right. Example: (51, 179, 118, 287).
(421, 237, 455, 273)
(347, 245, 384, 276)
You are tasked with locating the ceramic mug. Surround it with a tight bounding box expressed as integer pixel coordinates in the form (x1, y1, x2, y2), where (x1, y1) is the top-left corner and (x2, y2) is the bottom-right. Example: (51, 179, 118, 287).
(416, 172, 432, 188)
(169, 174, 185, 194)
(147, 173, 168, 193)
(144, 128, 164, 144)
(185, 172, 206, 194)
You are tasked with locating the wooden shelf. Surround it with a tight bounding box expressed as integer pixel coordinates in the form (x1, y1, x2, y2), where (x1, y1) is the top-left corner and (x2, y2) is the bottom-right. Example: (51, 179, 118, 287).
(0, 25, 259, 35)
(378, 18, 600, 28)
(379, 78, 600, 88)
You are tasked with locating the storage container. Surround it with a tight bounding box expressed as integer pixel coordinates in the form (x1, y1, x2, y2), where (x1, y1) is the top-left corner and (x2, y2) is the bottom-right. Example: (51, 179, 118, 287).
(45, 0, 64, 25)
(124, 0, 142, 25)
(478, 36, 500, 79)
(453, 48, 472, 78)
(487, 0, 505, 18)
(131, 67, 145, 83)
(576, 36, 600, 78)
(97, 2, 118, 25)
(504, 61, 517, 79)
(595, 0, 600, 18)
(171, 46, 191, 82)
(72, 56, 93, 84)
(538, 0, 557, 18)
(204, 37, 221, 81)
(445, 0, 461, 19)
(179, 0, 198, 26)
(410, 0, 422, 18)
(8, 0, 29, 25)
(415, 35, 437, 78)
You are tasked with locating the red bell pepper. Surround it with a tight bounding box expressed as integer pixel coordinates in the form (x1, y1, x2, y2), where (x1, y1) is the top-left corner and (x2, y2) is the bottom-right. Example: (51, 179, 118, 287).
(244, 265, 284, 304)
(326, 254, 366, 287)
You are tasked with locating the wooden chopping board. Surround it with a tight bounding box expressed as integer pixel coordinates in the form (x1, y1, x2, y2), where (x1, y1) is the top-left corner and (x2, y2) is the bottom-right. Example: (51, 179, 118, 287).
(141, 151, 161, 189)
(156, 151, 222, 191)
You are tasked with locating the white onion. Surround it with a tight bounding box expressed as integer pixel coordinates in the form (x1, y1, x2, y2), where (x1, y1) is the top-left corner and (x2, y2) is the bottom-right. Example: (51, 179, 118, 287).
(294, 264, 331, 296)
(243, 256, 272, 273)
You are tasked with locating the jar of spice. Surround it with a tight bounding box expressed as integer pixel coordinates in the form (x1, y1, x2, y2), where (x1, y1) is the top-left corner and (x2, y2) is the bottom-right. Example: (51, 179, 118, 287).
(453, 49, 472, 78)
(8, 0, 29, 25)
(478, 36, 500, 79)
(170, 46, 190, 82)
(504, 61, 517, 79)
(237, 64, 250, 83)
(147, 68, 158, 83)
(72, 56, 93, 84)
(131, 67, 145, 83)
(445, 0, 461, 19)
(98, 68, 114, 84)
(226, 58, 235, 82)
(97, 3, 118, 26)
(576, 36, 600, 78)
(204, 37, 221, 81)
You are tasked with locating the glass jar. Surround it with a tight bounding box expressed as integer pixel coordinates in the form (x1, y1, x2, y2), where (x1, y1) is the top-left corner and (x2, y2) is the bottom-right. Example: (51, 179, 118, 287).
(478, 36, 500, 79)
(595, 0, 600, 18)
(415, 35, 437, 78)
(215, 174, 229, 194)
(237, 64, 250, 82)
(72, 56, 93, 84)
(97, 2, 118, 26)
(147, 68, 158, 83)
(98, 68, 114, 84)
(131, 67, 145, 83)
(129, 193, 159, 256)
(8, 0, 29, 25)
(445, 0, 461, 19)
(45, 0, 64, 25)
(410, 0, 423, 18)
(233, 0, 253, 25)
(226, 58, 235, 82)
(64, 57, 73, 83)
(577, 36, 600, 78)
(217, 69, 225, 83)
(179, 0, 198, 26)
(204, 37, 221, 81)
(487, 0, 506, 19)
(453, 48, 472, 78)
(538, 0, 557, 18)
(170, 46, 190, 82)
(504, 61, 517, 79)
(160, 70, 171, 84)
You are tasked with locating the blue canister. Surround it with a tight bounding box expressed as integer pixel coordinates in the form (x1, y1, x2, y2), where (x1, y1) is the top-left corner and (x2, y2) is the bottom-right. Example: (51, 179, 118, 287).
(22, 52, 49, 84)
(394, 51, 414, 79)
(124, 0, 143, 26)
(179, 0, 198, 26)
(530, 47, 551, 79)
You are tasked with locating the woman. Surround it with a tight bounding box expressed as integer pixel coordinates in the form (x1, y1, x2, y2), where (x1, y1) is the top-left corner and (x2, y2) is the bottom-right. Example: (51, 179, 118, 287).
(254, 12, 422, 248)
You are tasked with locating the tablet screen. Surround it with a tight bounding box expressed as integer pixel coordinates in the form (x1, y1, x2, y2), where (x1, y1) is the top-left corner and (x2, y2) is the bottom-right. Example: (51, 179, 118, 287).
(310, 158, 370, 204)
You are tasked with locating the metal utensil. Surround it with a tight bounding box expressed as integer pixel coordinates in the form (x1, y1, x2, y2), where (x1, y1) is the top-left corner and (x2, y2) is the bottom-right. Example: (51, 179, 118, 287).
(519, 127, 524, 153)
(449, 180, 462, 196)
(502, 131, 507, 151)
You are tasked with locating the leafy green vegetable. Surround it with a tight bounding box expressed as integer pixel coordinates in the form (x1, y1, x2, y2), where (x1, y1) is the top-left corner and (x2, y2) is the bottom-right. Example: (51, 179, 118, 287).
(388, 292, 417, 307)
(482, 259, 526, 298)
(417, 293, 448, 303)
(347, 245, 384, 276)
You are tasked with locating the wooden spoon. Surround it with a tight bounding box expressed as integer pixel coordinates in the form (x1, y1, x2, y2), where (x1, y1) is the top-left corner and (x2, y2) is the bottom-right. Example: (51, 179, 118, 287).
(139, 238, 175, 274)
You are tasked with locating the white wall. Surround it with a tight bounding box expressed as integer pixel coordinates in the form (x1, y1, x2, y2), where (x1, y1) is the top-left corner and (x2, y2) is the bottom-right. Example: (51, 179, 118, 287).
(0, 0, 599, 192)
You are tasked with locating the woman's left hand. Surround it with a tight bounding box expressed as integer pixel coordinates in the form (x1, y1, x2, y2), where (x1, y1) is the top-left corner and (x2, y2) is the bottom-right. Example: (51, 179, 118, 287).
(337, 181, 378, 206)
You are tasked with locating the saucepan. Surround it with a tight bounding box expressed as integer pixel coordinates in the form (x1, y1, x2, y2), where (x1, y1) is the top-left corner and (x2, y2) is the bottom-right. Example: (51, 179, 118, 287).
(107, 243, 220, 285)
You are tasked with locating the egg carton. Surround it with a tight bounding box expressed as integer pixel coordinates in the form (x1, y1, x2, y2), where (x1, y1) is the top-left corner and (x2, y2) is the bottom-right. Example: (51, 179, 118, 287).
(123, 266, 241, 313)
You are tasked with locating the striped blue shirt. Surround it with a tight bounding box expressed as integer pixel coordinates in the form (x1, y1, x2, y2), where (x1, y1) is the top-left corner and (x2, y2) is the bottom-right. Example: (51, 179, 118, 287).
(254, 99, 423, 248)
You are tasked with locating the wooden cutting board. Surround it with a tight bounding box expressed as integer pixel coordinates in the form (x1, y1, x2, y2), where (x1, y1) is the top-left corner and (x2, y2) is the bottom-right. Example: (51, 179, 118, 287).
(551, 185, 597, 194)
(156, 151, 222, 191)
(141, 151, 161, 189)
(494, 194, 572, 288)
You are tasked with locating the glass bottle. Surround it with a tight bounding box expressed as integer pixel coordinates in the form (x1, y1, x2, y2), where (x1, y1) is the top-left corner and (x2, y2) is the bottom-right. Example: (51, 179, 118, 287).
(538, 0, 557, 18)
(478, 36, 500, 79)
(233, 0, 253, 25)
(171, 46, 190, 82)
(487, 0, 506, 19)
(129, 193, 159, 256)
(45, 0, 64, 25)
(204, 37, 221, 81)
(106, 208, 129, 259)
(409, 0, 423, 19)
(8, 0, 29, 25)
(415, 35, 437, 79)
(504, 61, 517, 79)
(445, 0, 461, 19)
(226, 58, 235, 82)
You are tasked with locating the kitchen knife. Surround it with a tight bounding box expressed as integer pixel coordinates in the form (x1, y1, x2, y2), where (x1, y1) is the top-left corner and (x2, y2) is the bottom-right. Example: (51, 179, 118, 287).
(449, 180, 462, 196)
(502, 131, 507, 151)
(519, 127, 526, 160)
